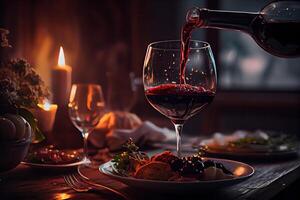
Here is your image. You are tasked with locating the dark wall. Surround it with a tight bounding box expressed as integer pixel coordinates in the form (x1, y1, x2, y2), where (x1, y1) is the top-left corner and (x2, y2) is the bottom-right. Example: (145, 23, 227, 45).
(0, 0, 181, 109)
(1, 0, 299, 135)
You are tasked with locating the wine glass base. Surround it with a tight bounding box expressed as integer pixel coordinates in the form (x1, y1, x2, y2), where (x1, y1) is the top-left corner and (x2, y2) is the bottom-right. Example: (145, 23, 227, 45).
(82, 157, 101, 169)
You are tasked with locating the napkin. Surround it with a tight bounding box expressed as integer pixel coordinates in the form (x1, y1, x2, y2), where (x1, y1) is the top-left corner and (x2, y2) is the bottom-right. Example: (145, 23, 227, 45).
(89, 121, 175, 151)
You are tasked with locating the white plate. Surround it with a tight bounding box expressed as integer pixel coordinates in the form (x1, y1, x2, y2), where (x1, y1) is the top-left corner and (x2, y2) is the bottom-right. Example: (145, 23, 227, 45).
(21, 159, 86, 169)
(203, 148, 299, 159)
(200, 131, 299, 159)
(98, 158, 254, 192)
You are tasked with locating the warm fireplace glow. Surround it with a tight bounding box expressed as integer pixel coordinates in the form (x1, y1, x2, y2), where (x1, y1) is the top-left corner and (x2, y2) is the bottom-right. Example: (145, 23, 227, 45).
(58, 46, 66, 67)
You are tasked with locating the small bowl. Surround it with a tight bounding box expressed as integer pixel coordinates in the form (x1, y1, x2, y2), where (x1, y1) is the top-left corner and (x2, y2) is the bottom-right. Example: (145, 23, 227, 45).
(0, 138, 31, 172)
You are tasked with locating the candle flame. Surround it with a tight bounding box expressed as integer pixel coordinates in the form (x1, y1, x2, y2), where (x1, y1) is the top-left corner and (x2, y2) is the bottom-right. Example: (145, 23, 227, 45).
(38, 100, 55, 111)
(43, 101, 51, 111)
(58, 46, 65, 66)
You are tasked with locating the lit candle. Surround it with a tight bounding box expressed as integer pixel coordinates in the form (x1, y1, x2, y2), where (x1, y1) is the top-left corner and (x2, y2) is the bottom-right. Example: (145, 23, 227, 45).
(32, 101, 58, 133)
(52, 46, 72, 105)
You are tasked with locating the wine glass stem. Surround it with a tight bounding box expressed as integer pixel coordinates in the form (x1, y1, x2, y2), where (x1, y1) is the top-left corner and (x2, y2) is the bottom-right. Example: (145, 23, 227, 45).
(82, 131, 90, 161)
(174, 123, 184, 158)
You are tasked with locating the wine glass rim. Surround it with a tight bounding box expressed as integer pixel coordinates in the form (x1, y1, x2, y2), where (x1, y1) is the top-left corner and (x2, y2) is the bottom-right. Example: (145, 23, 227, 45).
(148, 40, 211, 51)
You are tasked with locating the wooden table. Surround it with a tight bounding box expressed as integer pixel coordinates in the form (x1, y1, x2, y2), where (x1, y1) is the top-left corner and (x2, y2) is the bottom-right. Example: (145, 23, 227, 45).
(1, 152, 300, 200)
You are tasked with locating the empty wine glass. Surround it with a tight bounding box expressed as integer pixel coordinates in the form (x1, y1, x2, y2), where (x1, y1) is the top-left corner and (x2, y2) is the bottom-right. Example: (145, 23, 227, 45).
(68, 84, 105, 164)
(143, 40, 217, 157)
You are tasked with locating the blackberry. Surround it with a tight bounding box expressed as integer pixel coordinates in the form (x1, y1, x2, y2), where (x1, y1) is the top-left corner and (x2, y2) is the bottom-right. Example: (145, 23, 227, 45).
(179, 157, 205, 175)
(188, 155, 202, 162)
(180, 162, 194, 175)
(204, 160, 215, 168)
(170, 155, 207, 176)
(170, 158, 183, 171)
(215, 162, 224, 169)
(194, 160, 205, 172)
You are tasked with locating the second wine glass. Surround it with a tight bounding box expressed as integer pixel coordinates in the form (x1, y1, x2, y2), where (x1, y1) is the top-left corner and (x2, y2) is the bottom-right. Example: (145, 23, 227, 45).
(143, 40, 217, 157)
(68, 84, 105, 164)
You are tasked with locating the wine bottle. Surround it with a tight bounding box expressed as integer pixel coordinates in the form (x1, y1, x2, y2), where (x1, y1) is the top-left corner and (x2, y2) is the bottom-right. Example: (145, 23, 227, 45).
(186, 1, 300, 58)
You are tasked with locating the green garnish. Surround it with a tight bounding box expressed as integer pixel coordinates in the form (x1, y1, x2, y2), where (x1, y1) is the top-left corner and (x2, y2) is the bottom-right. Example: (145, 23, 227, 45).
(112, 139, 149, 176)
(228, 133, 298, 151)
(229, 137, 268, 146)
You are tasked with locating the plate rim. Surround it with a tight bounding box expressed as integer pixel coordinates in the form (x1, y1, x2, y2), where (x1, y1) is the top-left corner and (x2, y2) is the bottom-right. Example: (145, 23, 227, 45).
(98, 157, 255, 184)
(21, 159, 86, 168)
(204, 148, 299, 157)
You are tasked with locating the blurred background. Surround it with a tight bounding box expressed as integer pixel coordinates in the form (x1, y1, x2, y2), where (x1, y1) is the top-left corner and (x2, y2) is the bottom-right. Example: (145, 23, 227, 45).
(0, 0, 299, 135)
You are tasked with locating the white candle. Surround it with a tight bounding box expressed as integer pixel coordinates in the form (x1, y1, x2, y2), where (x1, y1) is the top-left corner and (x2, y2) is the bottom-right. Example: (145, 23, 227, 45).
(32, 102, 58, 133)
(52, 46, 72, 105)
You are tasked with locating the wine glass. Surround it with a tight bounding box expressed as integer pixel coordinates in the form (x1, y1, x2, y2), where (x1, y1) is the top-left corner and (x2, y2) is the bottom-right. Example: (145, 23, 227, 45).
(143, 40, 217, 157)
(68, 84, 105, 164)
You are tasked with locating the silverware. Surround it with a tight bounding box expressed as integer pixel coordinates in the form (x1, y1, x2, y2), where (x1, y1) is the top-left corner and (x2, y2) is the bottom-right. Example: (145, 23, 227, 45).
(63, 173, 129, 199)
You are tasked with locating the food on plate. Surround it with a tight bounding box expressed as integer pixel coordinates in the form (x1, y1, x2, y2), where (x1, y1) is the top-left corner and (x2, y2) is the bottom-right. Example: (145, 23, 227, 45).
(201, 130, 298, 153)
(25, 145, 82, 165)
(134, 161, 175, 181)
(111, 139, 234, 181)
(111, 139, 149, 176)
(151, 151, 178, 164)
(96, 111, 142, 131)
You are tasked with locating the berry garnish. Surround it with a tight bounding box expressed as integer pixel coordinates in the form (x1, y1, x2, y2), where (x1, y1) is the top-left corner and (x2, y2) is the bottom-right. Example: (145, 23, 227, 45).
(170, 158, 184, 171)
(204, 160, 215, 168)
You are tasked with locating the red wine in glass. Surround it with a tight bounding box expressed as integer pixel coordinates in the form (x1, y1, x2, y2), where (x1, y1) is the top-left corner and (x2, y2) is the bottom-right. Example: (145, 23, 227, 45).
(143, 40, 216, 157)
(145, 84, 215, 124)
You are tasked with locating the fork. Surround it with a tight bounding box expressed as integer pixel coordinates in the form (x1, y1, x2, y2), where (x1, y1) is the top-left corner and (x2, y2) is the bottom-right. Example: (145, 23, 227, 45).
(63, 173, 129, 200)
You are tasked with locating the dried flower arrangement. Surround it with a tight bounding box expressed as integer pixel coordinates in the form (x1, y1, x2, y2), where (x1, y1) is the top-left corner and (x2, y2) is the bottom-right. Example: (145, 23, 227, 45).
(0, 28, 49, 142)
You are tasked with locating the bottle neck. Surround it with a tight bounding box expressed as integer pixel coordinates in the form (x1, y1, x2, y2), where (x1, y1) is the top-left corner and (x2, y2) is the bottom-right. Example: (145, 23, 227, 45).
(200, 9, 258, 33)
